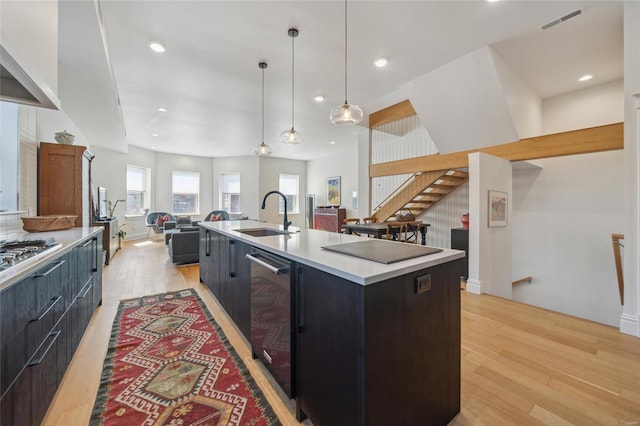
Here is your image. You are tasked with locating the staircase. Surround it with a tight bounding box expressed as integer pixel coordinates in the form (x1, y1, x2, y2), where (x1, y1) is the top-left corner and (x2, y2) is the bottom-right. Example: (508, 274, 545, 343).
(372, 170, 468, 222)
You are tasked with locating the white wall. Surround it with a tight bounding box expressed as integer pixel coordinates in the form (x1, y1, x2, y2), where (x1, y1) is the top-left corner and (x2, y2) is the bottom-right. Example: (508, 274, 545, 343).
(155, 152, 213, 219)
(490, 49, 542, 139)
(258, 157, 307, 229)
(213, 156, 260, 220)
(468, 152, 512, 299)
(543, 79, 623, 133)
(622, 1, 640, 337)
(512, 151, 624, 326)
(92, 146, 216, 239)
(306, 141, 359, 219)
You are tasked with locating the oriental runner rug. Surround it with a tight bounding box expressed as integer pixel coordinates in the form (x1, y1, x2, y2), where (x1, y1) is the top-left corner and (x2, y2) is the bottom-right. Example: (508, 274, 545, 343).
(90, 289, 280, 426)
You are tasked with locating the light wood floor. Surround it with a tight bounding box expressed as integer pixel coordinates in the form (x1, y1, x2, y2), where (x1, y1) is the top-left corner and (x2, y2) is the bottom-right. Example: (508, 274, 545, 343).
(43, 239, 640, 426)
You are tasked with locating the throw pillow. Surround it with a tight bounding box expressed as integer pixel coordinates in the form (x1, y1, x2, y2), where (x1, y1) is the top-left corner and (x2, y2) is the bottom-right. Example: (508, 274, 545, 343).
(211, 213, 222, 221)
(156, 214, 170, 227)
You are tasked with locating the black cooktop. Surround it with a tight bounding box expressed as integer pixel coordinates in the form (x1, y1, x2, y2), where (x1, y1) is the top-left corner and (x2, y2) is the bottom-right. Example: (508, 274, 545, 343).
(322, 239, 443, 264)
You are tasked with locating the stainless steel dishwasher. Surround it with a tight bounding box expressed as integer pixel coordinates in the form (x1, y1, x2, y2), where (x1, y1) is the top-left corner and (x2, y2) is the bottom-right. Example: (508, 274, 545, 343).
(246, 248, 294, 397)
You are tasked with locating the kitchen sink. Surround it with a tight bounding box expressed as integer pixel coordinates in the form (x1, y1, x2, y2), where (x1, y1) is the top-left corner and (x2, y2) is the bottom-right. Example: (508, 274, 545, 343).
(234, 228, 292, 237)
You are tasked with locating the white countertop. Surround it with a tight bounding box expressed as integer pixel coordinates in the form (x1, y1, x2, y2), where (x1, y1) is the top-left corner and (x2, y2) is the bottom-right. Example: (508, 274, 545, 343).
(200, 220, 464, 285)
(0, 227, 103, 291)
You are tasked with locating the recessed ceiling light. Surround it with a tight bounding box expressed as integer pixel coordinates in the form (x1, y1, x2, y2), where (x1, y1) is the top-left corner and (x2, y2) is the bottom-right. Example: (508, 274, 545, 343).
(150, 146, 156, 149)
(578, 74, 593, 82)
(314, 95, 325, 103)
(329, 141, 336, 145)
(157, 107, 168, 112)
(374, 58, 388, 68)
(486, 0, 500, 3)
(151, 133, 159, 137)
(149, 41, 166, 53)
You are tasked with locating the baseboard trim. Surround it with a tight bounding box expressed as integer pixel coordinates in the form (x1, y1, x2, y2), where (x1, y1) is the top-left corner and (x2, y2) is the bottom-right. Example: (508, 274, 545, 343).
(466, 278, 484, 294)
(620, 313, 640, 337)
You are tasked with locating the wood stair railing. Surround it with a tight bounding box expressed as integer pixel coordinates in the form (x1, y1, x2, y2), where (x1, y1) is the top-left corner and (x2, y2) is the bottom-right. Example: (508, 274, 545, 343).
(372, 170, 469, 223)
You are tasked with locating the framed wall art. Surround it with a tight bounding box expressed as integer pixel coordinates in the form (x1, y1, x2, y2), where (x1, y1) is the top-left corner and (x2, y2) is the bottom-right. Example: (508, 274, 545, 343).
(327, 176, 341, 206)
(488, 190, 507, 227)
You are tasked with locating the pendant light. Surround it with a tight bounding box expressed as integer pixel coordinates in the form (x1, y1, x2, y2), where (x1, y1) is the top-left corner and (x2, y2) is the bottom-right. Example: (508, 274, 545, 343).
(281, 28, 303, 144)
(330, 0, 363, 125)
(254, 62, 273, 156)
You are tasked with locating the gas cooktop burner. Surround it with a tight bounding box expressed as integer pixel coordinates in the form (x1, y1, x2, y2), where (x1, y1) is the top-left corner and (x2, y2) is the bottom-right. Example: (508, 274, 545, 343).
(0, 238, 58, 272)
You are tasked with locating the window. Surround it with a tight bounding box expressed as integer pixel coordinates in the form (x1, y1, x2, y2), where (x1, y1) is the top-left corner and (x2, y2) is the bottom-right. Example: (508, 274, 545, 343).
(220, 173, 241, 214)
(126, 165, 150, 215)
(172, 171, 200, 215)
(278, 174, 299, 214)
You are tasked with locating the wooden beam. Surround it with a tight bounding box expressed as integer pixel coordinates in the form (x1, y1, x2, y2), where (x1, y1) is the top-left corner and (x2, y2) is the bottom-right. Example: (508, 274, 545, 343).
(369, 100, 416, 128)
(370, 122, 623, 178)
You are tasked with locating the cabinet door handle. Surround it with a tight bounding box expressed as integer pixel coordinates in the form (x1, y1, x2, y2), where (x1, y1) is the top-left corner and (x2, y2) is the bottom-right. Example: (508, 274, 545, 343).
(34, 260, 65, 277)
(30, 296, 62, 322)
(205, 230, 211, 257)
(229, 239, 236, 278)
(297, 268, 306, 333)
(81, 239, 93, 247)
(93, 237, 99, 272)
(27, 330, 61, 367)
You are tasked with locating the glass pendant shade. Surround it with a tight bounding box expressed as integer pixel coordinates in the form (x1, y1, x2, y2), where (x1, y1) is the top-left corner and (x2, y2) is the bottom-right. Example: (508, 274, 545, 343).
(254, 62, 273, 156)
(331, 0, 362, 126)
(330, 102, 363, 125)
(282, 28, 303, 145)
(254, 142, 273, 156)
(280, 128, 303, 144)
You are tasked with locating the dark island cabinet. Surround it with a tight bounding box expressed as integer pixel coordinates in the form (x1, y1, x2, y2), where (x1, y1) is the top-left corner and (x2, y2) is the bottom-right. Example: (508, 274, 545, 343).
(0, 233, 103, 426)
(295, 258, 462, 426)
(199, 227, 251, 340)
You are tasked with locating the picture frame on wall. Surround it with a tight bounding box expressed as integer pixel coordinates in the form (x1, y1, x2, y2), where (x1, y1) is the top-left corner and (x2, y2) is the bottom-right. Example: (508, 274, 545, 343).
(488, 190, 507, 227)
(327, 176, 341, 206)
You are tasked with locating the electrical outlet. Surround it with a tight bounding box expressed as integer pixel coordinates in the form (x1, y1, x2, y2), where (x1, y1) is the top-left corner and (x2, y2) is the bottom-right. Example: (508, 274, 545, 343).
(415, 274, 431, 294)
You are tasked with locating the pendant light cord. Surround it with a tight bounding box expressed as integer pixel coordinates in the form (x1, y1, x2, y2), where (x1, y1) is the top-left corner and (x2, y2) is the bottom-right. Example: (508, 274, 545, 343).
(344, 0, 348, 105)
(261, 66, 265, 144)
(291, 33, 295, 130)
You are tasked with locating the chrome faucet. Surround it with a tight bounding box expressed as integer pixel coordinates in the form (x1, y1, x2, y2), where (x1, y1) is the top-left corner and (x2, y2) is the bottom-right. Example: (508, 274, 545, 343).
(261, 190, 292, 231)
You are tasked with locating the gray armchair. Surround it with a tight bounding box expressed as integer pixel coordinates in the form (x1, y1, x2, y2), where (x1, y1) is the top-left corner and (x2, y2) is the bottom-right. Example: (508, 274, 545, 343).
(145, 212, 175, 238)
(204, 210, 230, 221)
(168, 229, 199, 264)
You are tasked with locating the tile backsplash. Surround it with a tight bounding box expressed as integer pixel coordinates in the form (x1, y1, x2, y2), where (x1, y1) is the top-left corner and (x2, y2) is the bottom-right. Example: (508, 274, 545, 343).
(0, 212, 26, 241)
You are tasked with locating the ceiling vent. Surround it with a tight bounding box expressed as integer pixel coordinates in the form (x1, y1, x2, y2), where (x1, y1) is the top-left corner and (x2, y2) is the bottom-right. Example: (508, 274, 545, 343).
(541, 9, 582, 30)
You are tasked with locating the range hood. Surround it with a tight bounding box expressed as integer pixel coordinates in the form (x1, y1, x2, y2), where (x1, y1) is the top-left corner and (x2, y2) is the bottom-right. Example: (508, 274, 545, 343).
(0, 44, 60, 110)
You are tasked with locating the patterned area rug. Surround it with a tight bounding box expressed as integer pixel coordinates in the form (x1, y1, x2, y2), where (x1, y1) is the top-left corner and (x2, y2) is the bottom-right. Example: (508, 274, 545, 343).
(91, 289, 280, 425)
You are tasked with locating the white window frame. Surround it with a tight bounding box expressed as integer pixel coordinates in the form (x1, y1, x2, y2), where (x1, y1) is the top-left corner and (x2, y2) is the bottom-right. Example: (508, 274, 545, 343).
(172, 170, 200, 215)
(125, 165, 151, 217)
(278, 174, 299, 214)
(219, 172, 241, 215)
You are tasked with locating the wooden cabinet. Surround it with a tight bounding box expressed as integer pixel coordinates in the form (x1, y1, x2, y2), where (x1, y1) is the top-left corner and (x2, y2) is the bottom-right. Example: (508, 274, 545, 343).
(313, 208, 346, 233)
(38, 142, 94, 227)
(95, 217, 119, 264)
(295, 259, 462, 426)
(451, 228, 469, 279)
(0, 233, 103, 426)
(199, 228, 251, 340)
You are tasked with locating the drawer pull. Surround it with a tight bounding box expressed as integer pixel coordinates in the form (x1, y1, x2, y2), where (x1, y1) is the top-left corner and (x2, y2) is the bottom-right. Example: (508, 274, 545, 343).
(27, 330, 61, 367)
(78, 283, 93, 299)
(81, 239, 93, 247)
(34, 260, 65, 277)
(30, 296, 62, 322)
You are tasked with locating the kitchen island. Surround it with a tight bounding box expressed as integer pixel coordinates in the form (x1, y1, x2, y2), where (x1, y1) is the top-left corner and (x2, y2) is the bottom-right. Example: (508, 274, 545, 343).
(199, 220, 464, 426)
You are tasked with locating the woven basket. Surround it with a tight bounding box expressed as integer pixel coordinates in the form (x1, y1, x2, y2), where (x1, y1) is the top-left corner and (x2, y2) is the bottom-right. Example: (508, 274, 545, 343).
(395, 210, 415, 222)
(22, 215, 77, 232)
